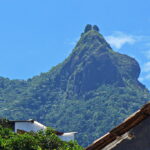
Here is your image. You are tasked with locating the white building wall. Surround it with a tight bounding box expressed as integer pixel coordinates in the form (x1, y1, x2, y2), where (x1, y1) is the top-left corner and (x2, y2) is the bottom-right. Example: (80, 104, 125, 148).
(59, 132, 77, 142)
(14, 121, 77, 142)
(14, 121, 46, 132)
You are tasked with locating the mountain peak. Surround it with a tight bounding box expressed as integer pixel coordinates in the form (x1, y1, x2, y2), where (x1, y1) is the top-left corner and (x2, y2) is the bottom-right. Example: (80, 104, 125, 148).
(84, 24, 100, 33)
(51, 25, 141, 98)
(74, 25, 111, 55)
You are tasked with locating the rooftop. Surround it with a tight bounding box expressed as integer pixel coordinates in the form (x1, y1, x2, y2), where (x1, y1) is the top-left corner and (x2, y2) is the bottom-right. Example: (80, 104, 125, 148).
(86, 102, 150, 150)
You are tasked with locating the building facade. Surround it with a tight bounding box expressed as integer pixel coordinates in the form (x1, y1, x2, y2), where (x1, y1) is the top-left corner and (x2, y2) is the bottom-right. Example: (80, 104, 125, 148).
(10, 119, 77, 142)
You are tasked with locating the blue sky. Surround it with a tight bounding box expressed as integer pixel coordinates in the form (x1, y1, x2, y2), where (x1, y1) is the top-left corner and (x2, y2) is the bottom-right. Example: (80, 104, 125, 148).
(0, 0, 150, 89)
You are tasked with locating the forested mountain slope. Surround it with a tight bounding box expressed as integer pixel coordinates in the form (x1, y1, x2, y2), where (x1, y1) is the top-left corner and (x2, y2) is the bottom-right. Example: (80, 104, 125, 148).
(0, 25, 149, 146)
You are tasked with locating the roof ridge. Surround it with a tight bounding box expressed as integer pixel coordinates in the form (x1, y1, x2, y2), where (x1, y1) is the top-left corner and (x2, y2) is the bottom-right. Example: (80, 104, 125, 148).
(86, 102, 150, 150)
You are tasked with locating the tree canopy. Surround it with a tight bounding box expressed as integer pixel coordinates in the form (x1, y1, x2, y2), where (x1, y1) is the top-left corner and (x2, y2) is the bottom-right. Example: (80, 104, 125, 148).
(93, 25, 99, 32)
(0, 126, 83, 150)
(84, 24, 92, 33)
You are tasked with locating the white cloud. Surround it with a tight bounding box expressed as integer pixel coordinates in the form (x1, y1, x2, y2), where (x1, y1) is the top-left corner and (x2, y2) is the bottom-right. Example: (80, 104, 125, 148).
(105, 32, 136, 49)
(144, 50, 150, 59)
(143, 62, 150, 72)
(145, 74, 150, 80)
(139, 77, 144, 82)
(139, 74, 150, 82)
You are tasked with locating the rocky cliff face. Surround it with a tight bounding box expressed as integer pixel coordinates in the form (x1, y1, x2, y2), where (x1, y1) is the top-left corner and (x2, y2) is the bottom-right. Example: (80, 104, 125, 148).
(48, 26, 141, 98)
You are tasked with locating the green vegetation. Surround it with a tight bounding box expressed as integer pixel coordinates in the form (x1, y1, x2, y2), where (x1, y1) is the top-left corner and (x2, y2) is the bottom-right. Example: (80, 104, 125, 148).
(0, 125, 83, 150)
(84, 24, 92, 33)
(93, 25, 99, 32)
(0, 25, 149, 147)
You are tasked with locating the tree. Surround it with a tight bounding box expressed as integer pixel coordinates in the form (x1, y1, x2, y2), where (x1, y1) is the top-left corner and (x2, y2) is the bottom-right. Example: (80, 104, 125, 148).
(93, 25, 99, 32)
(0, 126, 83, 150)
(84, 24, 92, 33)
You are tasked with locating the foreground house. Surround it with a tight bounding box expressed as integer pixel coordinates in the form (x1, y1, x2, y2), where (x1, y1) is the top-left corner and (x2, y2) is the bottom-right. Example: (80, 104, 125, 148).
(86, 102, 150, 150)
(10, 119, 77, 142)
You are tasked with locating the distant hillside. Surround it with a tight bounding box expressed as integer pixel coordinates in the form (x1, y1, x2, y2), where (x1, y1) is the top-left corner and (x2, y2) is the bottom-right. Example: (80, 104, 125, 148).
(0, 24, 149, 146)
